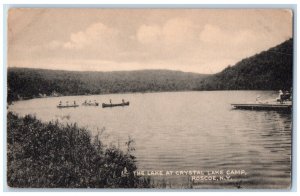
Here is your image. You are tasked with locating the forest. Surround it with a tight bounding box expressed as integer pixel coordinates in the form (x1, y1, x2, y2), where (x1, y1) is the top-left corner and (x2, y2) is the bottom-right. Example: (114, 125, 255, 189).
(7, 68, 208, 102)
(7, 38, 293, 102)
(195, 38, 293, 91)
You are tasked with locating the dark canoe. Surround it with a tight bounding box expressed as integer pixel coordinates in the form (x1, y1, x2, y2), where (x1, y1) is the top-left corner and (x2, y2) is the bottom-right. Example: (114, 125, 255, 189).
(57, 105, 79, 108)
(231, 103, 292, 112)
(102, 102, 130, 108)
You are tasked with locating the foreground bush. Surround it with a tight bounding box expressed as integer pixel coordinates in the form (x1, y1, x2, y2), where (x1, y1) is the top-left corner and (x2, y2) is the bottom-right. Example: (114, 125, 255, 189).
(7, 112, 151, 188)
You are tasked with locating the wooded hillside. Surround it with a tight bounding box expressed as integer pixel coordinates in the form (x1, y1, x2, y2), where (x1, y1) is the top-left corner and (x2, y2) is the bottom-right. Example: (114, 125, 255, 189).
(7, 38, 293, 102)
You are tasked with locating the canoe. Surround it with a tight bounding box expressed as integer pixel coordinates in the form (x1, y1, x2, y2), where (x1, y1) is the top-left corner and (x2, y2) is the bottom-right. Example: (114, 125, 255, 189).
(231, 103, 292, 112)
(102, 102, 129, 108)
(82, 102, 99, 106)
(57, 104, 79, 108)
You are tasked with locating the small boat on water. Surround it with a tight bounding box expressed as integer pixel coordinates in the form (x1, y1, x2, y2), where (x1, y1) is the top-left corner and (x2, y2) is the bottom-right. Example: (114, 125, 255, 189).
(102, 101, 130, 108)
(82, 102, 99, 106)
(57, 101, 79, 108)
(82, 101, 99, 106)
(57, 104, 79, 108)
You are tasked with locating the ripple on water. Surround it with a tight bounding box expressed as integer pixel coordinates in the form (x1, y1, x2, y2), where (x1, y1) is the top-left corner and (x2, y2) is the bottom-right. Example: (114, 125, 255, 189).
(9, 91, 292, 188)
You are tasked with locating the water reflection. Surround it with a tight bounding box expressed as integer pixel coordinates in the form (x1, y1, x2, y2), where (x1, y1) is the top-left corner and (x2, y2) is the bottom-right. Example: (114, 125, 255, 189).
(231, 109, 291, 188)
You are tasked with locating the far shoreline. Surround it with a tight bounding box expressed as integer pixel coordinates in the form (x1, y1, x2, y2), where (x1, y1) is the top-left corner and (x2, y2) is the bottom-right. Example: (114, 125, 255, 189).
(7, 89, 279, 105)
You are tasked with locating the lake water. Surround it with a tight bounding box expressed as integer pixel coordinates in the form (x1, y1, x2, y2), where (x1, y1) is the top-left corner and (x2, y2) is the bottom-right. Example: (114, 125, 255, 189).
(8, 91, 292, 189)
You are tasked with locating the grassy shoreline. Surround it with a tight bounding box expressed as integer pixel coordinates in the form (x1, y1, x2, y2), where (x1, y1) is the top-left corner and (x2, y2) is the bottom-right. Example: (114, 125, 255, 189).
(7, 112, 151, 188)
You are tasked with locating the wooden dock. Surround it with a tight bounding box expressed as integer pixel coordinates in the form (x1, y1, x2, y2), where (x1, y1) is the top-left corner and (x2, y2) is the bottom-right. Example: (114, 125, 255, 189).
(231, 103, 292, 112)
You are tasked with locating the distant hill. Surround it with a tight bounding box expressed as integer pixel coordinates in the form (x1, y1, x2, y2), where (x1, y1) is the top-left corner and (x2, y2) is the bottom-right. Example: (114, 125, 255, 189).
(7, 68, 209, 102)
(7, 38, 293, 102)
(195, 38, 293, 91)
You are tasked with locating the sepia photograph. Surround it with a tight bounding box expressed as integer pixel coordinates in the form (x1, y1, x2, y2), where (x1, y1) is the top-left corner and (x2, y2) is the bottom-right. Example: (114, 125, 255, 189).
(6, 7, 293, 189)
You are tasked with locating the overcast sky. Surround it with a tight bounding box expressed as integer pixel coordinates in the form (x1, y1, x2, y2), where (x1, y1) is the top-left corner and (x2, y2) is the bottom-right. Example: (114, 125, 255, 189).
(7, 8, 292, 74)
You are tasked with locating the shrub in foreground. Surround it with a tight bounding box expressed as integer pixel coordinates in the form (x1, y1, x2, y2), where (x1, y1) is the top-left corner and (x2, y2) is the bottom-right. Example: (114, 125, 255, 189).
(7, 112, 151, 188)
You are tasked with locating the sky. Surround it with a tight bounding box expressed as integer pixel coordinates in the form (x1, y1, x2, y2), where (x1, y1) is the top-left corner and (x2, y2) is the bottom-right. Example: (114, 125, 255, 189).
(7, 8, 293, 74)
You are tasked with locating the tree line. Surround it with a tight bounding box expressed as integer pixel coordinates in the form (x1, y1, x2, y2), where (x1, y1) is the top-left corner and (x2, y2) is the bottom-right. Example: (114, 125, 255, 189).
(7, 38, 293, 102)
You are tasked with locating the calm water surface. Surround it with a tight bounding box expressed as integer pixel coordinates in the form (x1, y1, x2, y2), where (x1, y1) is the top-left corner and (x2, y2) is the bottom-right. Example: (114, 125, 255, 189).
(9, 91, 292, 188)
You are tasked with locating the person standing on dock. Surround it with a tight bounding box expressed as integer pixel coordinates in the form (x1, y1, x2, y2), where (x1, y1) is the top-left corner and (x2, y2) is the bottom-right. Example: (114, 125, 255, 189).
(277, 90, 284, 103)
(256, 95, 261, 103)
